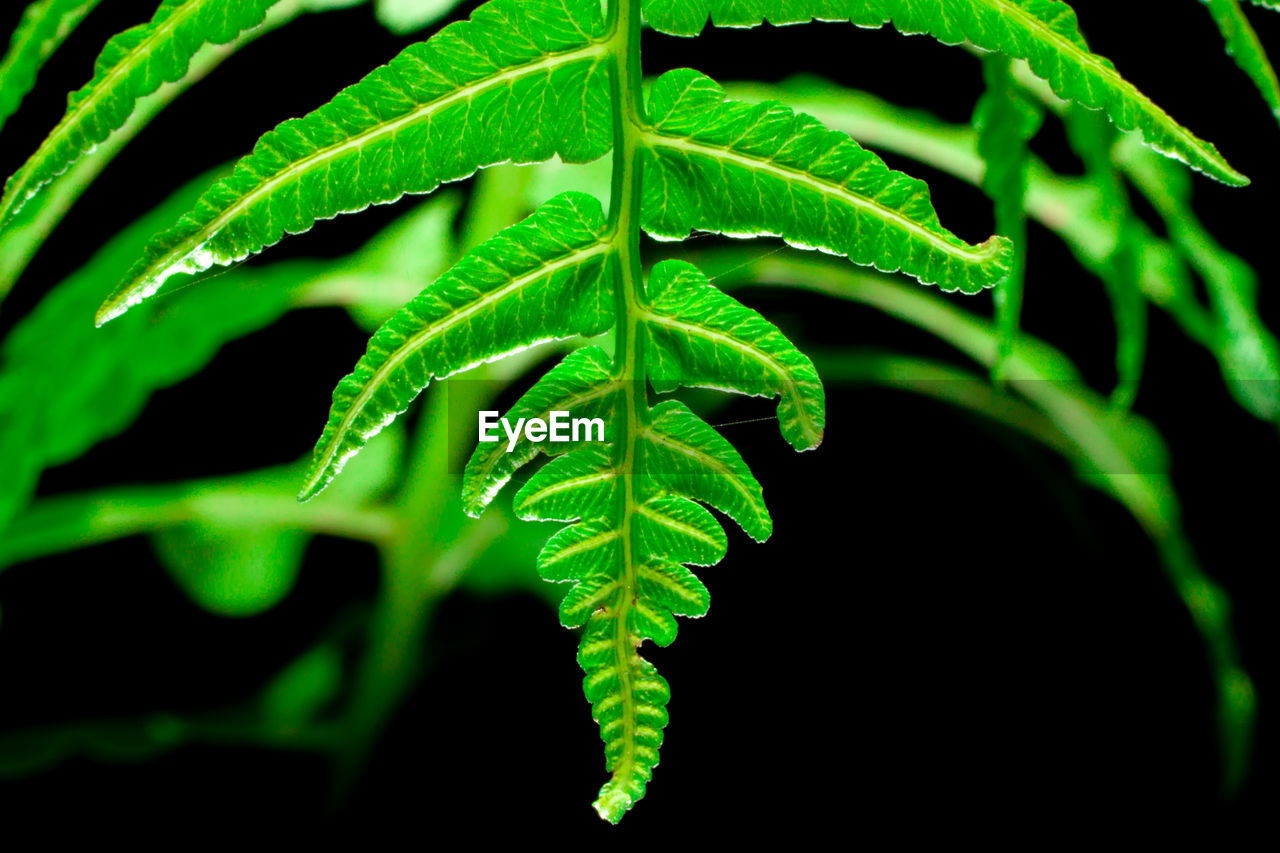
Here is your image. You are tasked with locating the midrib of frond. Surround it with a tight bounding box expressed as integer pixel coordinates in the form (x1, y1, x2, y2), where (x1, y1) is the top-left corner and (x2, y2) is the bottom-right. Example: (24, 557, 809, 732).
(303, 240, 612, 497)
(1, 0, 203, 221)
(641, 130, 1004, 264)
(136, 41, 611, 287)
(640, 307, 822, 447)
(597, 0, 649, 818)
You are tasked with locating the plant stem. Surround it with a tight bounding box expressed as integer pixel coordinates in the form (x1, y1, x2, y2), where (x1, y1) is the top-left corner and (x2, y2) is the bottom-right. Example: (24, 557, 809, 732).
(597, 0, 648, 818)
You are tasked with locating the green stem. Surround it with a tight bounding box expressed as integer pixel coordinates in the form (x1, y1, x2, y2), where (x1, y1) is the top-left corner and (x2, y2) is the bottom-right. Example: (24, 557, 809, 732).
(596, 0, 648, 819)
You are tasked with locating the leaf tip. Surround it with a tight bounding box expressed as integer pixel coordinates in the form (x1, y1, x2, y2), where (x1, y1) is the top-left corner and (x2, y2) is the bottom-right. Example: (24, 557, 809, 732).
(592, 787, 631, 824)
(296, 472, 327, 504)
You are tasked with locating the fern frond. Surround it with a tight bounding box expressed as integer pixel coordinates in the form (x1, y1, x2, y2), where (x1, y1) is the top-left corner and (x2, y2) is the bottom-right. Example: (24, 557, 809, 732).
(0, 0, 101, 134)
(1199, 0, 1280, 122)
(77, 0, 1263, 821)
(643, 70, 1013, 294)
(642, 0, 1247, 186)
(452, 253, 816, 820)
(300, 192, 616, 501)
(97, 0, 613, 325)
(0, 0, 283, 231)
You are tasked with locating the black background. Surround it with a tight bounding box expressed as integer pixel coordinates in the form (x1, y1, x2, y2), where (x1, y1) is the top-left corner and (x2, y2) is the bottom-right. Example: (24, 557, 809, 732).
(0, 0, 1276, 839)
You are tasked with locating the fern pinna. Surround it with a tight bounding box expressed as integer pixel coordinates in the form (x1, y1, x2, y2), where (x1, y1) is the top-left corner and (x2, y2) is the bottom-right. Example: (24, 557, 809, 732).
(73, 0, 1249, 821)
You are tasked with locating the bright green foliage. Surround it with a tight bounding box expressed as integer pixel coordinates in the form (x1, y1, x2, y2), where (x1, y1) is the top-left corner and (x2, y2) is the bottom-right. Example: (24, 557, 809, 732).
(1200, 0, 1280, 121)
(0, 0, 370, 306)
(0, 0, 281, 230)
(642, 260, 826, 450)
(643, 70, 1013, 294)
(300, 192, 617, 501)
(1117, 137, 1280, 422)
(457, 257, 816, 821)
(974, 56, 1043, 375)
(0, 171, 292, 533)
(96, 0, 614, 324)
(641, 0, 1247, 186)
(1063, 107, 1147, 409)
(74, 0, 1268, 822)
(0, 0, 101, 133)
(464, 346, 621, 513)
(738, 75, 1280, 428)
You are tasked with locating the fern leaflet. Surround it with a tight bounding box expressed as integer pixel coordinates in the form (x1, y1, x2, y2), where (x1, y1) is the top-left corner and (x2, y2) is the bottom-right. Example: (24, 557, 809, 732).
(642, 0, 1247, 185)
(0, 0, 289, 231)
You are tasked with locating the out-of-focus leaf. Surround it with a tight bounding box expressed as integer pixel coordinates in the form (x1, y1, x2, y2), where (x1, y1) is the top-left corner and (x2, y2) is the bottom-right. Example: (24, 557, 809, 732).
(154, 525, 308, 617)
(0, 0, 283, 230)
(374, 0, 464, 33)
(0, 0, 370, 301)
(1115, 135, 1280, 422)
(260, 643, 344, 726)
(0, 170, 294, 532)
(1064, 106, 1147, 410)
(0, 0, 102, 134)
(1199, 0, 1280, 123)
(974, 55, 1043, 377)
(704, 248, 1255, 796)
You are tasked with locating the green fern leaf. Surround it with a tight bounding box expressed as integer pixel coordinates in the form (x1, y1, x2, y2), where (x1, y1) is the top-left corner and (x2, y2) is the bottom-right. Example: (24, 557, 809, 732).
(642, 259, 826, 451)
(0, 0, 283, 231)
(299, 192, 616, 501)
(0, 0, 101, 134)
(94, 0, 1243, 823)
(641, 0, 1247, 186)
(643, 70, 1013, 294)
(639, 399, 771, 542)
(96, 0, 613, 325)
(1199, 0, 1280, 122)
(463, 345, 622, 514)
(453, 252, 814, 821)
